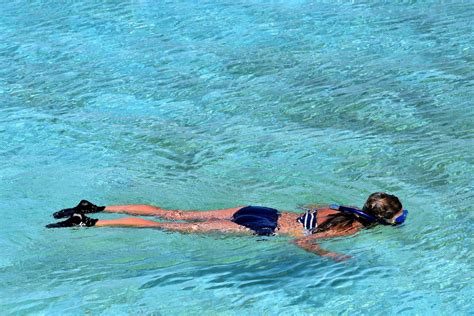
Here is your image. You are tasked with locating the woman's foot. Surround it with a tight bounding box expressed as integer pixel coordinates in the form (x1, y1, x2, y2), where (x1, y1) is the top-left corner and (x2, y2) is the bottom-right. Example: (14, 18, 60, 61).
(53, 200, 105, 219)
(46, 212, 98, 228)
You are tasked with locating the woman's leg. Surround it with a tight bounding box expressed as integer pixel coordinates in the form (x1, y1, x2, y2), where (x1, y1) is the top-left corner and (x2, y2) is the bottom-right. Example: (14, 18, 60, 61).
(104, 205, 243, 221)
(95, 217, 249, 234)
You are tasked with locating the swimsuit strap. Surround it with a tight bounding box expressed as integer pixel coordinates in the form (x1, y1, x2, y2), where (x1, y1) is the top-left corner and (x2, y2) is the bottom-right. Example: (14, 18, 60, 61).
(297, 208, 318, 236)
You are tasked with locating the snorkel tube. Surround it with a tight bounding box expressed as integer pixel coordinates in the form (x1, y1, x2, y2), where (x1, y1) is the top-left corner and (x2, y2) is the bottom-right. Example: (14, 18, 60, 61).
(329, 204, 378, 223)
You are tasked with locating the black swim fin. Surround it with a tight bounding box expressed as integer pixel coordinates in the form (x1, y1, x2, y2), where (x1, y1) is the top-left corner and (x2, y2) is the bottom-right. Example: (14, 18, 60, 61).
(53, 200, 105, 219)
(46, 212, 98, 228)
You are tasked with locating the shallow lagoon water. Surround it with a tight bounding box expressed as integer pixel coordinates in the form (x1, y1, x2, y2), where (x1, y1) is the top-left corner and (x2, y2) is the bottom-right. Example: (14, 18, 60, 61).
(1, 1, 473, 314)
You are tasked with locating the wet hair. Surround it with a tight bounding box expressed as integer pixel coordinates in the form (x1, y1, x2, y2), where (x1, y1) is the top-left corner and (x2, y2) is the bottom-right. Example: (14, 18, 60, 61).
(315, 192, 402, 233)
(362, 192, 402, 222)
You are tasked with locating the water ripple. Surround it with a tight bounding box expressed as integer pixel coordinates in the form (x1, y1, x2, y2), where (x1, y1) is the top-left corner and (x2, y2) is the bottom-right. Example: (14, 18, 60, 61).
(1, 1, 473, 314)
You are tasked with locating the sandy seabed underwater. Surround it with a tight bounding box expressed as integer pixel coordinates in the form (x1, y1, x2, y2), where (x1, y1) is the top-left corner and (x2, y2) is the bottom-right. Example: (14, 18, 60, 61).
(0, 1, 473, 315)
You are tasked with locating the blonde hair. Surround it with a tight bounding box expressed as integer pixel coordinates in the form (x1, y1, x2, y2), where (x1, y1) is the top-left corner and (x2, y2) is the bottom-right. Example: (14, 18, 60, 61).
(315, 192, 402, 232)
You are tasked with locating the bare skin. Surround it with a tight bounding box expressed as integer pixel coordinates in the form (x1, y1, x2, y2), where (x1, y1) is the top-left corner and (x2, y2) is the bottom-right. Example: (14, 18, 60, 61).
(97, 204, 365, 260)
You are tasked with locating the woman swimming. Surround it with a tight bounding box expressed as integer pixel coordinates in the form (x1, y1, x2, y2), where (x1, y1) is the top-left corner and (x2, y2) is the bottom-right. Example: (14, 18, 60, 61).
(46, 192, 408, 260)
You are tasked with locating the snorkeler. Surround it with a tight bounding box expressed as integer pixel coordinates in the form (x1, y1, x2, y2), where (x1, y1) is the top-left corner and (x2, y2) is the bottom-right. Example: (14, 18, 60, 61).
(46, 192, 408, 260)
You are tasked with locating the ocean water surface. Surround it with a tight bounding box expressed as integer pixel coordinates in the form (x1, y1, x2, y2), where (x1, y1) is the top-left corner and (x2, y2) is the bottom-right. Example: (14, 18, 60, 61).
(0, 1, 473, 314)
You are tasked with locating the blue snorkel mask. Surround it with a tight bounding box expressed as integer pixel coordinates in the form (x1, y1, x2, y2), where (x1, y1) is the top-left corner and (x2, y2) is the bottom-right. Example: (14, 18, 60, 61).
(329, 204, 408, 226)
(392, 209, 408, 225)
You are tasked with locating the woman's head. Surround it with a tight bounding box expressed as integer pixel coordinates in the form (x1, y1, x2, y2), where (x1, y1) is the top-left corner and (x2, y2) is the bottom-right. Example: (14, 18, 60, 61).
(315, 192, 405, 233)
(362, 192, 403, 223)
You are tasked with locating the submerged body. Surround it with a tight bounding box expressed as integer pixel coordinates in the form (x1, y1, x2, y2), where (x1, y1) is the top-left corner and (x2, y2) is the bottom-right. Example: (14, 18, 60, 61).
(96, 204, 360, 238)
(47, 192, 407, 260)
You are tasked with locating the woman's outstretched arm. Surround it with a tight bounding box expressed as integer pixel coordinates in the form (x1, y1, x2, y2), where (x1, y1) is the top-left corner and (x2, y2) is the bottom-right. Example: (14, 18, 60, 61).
(291, 228, 359, 261)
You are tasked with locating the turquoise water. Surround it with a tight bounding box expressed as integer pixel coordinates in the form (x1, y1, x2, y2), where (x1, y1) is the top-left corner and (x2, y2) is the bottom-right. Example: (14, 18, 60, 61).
(1, 1, 473, 314)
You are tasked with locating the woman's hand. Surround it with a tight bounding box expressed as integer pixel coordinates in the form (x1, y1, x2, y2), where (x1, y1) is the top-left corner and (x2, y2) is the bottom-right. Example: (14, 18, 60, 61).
(322, 251, 352, 262)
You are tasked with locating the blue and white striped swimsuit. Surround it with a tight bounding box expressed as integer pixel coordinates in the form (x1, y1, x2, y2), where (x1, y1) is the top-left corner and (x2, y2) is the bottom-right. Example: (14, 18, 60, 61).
(297, 208, 318, 236)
